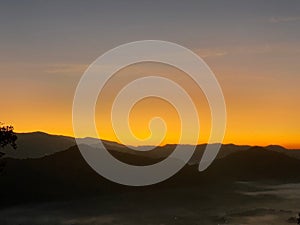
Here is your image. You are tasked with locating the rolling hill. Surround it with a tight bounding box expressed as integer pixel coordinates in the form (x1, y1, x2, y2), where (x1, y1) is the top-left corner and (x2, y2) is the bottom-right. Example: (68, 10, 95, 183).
(1, 144, 300, 207)
(3, 132, 300, 162)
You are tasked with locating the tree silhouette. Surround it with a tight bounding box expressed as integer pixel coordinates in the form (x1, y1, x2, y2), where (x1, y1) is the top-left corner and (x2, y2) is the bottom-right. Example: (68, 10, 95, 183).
(0, 123, 17, 171)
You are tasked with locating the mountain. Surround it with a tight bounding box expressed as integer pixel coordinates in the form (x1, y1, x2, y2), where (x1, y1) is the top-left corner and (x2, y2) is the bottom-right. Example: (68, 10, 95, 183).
(2, 132, 300, 163)
(0, 144, 166, 206)
(205, 146, 300, 181)
(2, 132, 75, 158)
(1, 132, 125, 159)
(1, 145, 300, 207)
(266, 145, 300, 159)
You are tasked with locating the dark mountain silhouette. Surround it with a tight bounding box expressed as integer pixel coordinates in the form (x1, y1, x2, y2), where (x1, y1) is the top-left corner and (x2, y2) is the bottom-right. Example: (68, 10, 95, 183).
(2, 132, 126, 159)
(205, 146, 300, 182)
(2, 132, 75, 158)
(4, 132, 300, 163)
(266, 145, 300, 159)
(1, 144, 300, 207)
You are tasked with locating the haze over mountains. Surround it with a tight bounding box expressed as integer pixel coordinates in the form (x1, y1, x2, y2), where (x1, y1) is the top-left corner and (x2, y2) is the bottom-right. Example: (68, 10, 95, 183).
(2, 132, 300, 161)
(1, 132, 300, 202)
(1, 131, 300, 225)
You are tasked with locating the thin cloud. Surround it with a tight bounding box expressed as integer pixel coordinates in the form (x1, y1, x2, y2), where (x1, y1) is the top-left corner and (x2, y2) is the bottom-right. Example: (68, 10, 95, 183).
(196, 49, 228, 58)
(269, 16, 300, 23)
(196, 45, 271, 59)
(195, 43, 300, 59)
(44, 63, 88, 75)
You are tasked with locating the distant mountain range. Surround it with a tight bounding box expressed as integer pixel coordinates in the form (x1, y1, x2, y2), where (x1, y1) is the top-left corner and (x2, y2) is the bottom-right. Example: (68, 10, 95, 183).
(1, 132, 300, 207)
(1, 143, 300, 207)
(1, 132, 127, 159)
(2, 132, 300, 162)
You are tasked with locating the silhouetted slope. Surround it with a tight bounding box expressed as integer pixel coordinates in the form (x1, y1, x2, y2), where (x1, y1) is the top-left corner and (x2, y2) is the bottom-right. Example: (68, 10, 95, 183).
(0, 145, 117, 206)
(1, 145, 300, 208)
(266, 145, 300, 159)
(2, 132, 126, 159)
(0, 145, 168, 205)
(2, 132, 75, 158)
(206, 146, 300, 181)
(3, 132, 300, 162)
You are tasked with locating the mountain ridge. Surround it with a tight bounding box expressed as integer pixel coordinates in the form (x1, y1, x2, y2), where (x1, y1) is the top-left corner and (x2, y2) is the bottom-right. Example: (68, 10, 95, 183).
(1, 144, 300, 207)
(2, 132, 300, 161)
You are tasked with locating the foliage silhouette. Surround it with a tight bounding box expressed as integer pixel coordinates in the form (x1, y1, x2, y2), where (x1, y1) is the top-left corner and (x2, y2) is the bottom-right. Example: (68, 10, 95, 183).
(0, 123, 17, 171)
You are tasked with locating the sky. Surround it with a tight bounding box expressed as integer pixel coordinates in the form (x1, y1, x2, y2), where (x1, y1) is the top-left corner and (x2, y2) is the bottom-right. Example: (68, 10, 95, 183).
(1, 0, 300, 148)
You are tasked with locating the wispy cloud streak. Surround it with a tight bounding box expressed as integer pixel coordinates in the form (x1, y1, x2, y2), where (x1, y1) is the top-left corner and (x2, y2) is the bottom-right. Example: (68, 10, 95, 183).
(269, 16, 300, 23)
